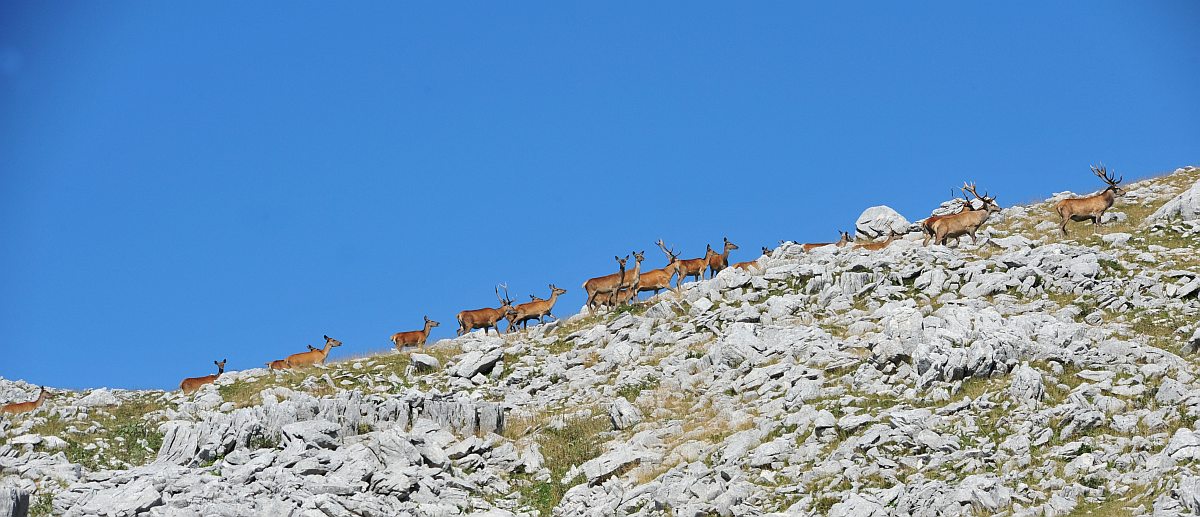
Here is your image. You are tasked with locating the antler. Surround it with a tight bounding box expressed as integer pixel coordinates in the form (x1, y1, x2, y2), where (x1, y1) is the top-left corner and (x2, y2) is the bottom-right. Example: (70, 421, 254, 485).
(961, 181, 979, 199)
(656, 238, 678, 258)
(1091, 163, 1122, 186)
(495, 283, 512, 304)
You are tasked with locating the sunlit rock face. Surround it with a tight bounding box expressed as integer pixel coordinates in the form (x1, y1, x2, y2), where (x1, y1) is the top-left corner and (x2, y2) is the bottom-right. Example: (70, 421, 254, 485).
(2, 166, 1200, 516)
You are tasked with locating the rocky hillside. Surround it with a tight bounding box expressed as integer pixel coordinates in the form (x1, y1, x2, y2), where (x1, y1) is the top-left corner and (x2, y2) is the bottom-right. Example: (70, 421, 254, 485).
(3, 166, 1200, 517)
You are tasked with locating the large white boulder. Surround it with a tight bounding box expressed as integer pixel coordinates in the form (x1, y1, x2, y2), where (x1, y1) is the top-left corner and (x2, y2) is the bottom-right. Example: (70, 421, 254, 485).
(856, 205, 911, 239)
(1147, 176, 1200, 223)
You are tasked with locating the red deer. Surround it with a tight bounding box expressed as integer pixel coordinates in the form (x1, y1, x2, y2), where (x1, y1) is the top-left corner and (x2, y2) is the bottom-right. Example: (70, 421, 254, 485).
(733, 246, 772, 271)
(266, 359, 289, 370)
(1055, 164, 1125, 236)
(180, 359, 227, 394)
(854, 229, 904, 251)
(583, 256, 628, 315)
(677, 246, 717, 287)
(1, 387, 50, 415)
(391, 316, 440, 350)
(921, 192, 974, 246)
(528, 294, 546, 302)
(802, 231, 851, 252)
(507, 284, 568, 332)
(926, 183, 1001, 246)
(614, 250, 645, 303)
(457, 285, 517, 335)
(286, 335, 342, 368)
(637, 239, 682, 297)
(706, 237, 739, 278)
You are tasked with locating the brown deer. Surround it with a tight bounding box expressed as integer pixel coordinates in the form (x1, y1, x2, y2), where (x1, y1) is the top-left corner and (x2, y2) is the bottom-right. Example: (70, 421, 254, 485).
(706, 237, 739, 278)
(1055, 164, 1125, 236)
(265, 348, 313, 369)
(1, 387, 50, 415)
(802, 231, 851, 252)
(921, 191, 974, 246)
(637, 239, 683, 297)
(614, 250, 645, 303)
(677, 246, 717, 287)
(854, 229, 904, 251)
(926, 183, 1001, 246)
(507, 284, 568, 332)
(285, 335, 342, 368)
(528, 294, 546, 302)
(583, 256, 628, 314)
(457, 285, 517, 335)
(733, 246, 772, 271)
(391, 316, 440, 350)
(180, 359, 227, 394)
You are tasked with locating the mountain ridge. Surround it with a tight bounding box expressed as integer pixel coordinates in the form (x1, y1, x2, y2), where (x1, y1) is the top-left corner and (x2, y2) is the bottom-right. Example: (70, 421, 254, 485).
(3, 165, 1200, 517)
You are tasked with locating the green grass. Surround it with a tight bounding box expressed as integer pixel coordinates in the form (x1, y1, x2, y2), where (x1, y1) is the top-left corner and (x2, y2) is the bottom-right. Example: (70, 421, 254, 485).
(616, 378, 660, 403)
(516, 411, 611, 516)
(28, 490, 54, 517)
(26, 394, 168, 471)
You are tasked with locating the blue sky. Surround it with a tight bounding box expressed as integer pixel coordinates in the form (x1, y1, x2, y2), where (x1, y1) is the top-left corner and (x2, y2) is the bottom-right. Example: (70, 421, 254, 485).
(1, 2, 1197, 390)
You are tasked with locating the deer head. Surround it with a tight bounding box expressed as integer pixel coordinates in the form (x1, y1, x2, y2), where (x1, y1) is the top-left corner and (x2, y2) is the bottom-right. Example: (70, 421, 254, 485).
(656, 239, 679, 263)
(495, 283, 516, 315)
(1092, 163, 1125, 196)
(962, 182, 1001, 213)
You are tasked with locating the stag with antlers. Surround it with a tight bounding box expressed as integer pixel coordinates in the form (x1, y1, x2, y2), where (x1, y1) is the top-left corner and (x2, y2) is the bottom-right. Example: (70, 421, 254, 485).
(456, 285, 517, 336)
(925, 182, 1001, 246)
(507, 284, 568, 333)
(1054, 163, 1125, 236)
(921, 190, 975, 246)
(637, 239, 682, 296)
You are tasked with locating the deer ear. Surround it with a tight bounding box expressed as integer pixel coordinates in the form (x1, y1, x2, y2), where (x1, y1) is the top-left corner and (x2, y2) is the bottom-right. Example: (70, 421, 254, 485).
(324, 335, 330, 340)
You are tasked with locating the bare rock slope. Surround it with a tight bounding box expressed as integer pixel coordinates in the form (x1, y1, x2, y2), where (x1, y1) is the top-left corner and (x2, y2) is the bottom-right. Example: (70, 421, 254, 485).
(3, 166, 1200, 517)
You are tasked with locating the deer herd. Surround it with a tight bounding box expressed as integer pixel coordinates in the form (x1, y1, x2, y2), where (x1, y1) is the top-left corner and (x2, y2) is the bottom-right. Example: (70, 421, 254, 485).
(0, 165, 1128, 409)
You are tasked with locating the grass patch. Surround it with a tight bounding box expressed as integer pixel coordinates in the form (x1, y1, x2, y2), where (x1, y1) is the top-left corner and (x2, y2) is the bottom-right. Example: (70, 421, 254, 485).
(616, 378, 660, 403)
(27, 394, 169, 471)
(515, 409, 611, 516)
(28, 490, 54, 517)
(1066, 495, 1137, 517)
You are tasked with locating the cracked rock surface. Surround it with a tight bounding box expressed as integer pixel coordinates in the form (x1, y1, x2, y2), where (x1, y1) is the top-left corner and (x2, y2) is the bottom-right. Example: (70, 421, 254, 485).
(2, 166, 1200, 516)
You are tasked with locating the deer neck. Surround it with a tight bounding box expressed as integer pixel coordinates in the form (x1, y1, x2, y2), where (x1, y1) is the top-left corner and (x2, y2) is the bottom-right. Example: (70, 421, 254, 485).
(423, 321, 435, 336)
(720, 247, 732, 261)
(320, 341, 334, 358)
(547, 291, 560, 307)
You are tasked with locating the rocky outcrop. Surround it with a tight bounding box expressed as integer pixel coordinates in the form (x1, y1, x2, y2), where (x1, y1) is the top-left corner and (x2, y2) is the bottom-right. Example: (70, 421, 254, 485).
(855, 205, 911, 239)
(3, 166, 1200, 516)
(0, 487, 27, 517)
(1146, 169, 1200, 223)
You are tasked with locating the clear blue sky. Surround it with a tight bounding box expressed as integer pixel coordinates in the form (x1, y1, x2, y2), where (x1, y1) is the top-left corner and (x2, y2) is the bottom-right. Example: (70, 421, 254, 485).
(1, 3, 1197, 390)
